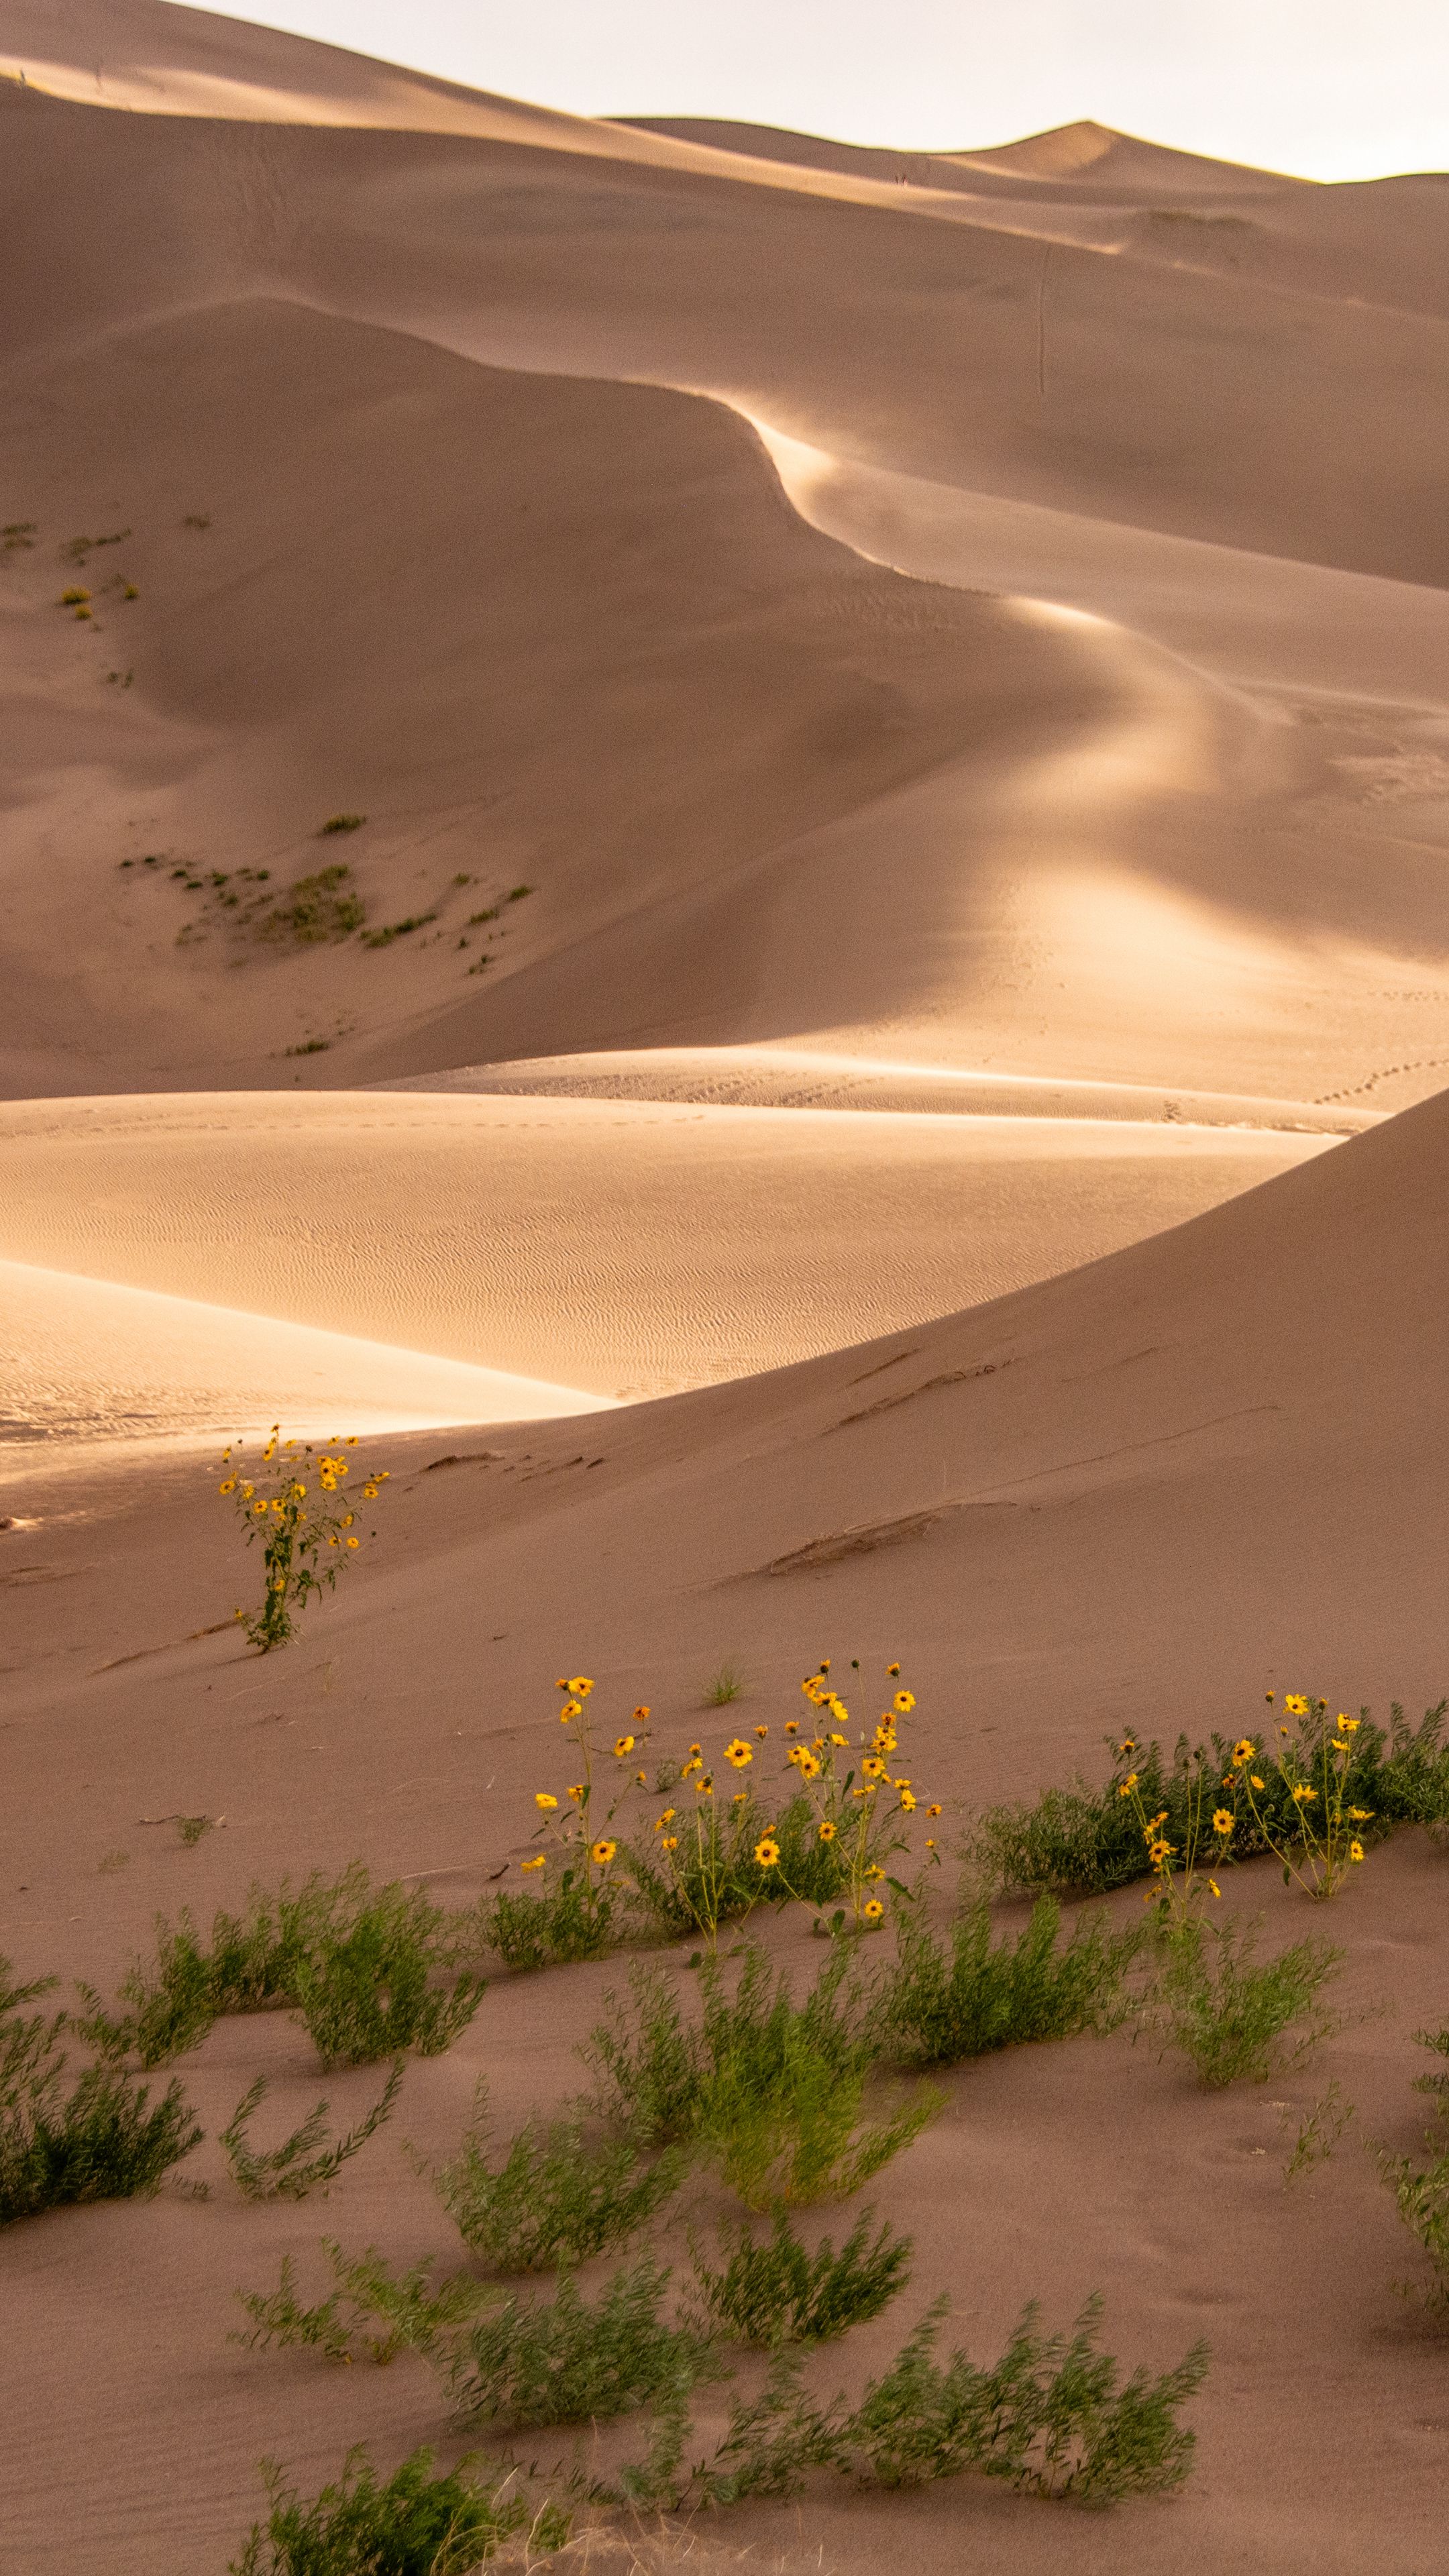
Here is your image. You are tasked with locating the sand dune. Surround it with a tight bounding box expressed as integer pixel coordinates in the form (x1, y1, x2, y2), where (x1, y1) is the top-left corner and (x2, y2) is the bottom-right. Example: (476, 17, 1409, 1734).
(0, 1091, 1331, 1401)
(0, 1257, 608, 1483)
(381, 1043, 1373, 1132)
(5, 1020, 1449, 2576)
(3, 10, 1449, 2569)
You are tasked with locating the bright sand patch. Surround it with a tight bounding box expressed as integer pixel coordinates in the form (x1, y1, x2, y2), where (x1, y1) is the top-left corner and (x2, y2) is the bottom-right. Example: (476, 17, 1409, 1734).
(0, 1090, 1333, 1404)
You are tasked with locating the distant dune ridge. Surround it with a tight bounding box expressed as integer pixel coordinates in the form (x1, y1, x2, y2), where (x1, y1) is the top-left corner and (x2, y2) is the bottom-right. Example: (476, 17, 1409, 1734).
(2, 0, 1447, 1446)
(3, 5, 1449, 2571)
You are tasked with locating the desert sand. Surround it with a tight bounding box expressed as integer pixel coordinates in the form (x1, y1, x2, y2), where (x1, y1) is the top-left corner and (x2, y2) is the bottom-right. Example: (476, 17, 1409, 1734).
(2, 2, 1448, 2569)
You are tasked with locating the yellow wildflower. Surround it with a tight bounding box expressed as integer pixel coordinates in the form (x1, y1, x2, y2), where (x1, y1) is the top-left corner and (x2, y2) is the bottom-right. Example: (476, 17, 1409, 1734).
(893, 1690, 914, 1713)
(614, 1734, 636, 1758)
(1350, 1839, 1364, 1862)
(520, 1854, 546, 1872)
(1232, 1740, 1254, 1764)
(863, 1898, 885, 1921)
(345, 1536, 359, 1550)
(861, 1756, 887, 1780)
(661, 1835, 679, 1851)
(590, 1838, 616, 1866)
(818, 1820, 837, 1842)
(219, 1477, 236, 1495)
(1212, 1809, 1234, 1837)
(535, 1792, 558, 1811)
(887, 1662, 900, 1677)
(724, 1739, 753, 1768)
(899, 1789, 918, 1812)
(926, 1803, 942, 1818)
(1250, 1775, 1266, 1790)
(755, 1837, 780, 1868)
(1285, 1695, 1309, 1716)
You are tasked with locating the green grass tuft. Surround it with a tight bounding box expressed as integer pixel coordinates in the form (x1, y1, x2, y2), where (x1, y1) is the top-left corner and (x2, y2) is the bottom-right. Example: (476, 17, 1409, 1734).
(430, 2081, 686, 2271)
(290, 1887, 486, 2070)
(876, 1896, 1140, 2069)
(221, 2061, 402, 2200)
(442, 2255, 712, 2431)
(229, 2445, 561, 2575)
(1146, 1915, 1342, 2088)
(690, 2204, 912, 2345)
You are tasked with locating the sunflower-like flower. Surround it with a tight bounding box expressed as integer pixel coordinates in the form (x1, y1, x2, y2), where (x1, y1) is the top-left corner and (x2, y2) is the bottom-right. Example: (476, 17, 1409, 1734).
(1212, 1809, 1234, 1837)
(535, 1792, 557, 1811)
(1349, 1839, 1364, 1862)
(570, 1677, 595, 1697)
(887, 1662, 900, 1678)
(521, 1854, 547, 1872)
(899, 1788, 918, 1812)
(724, 1739, 753, 1768)
(893, 1690, 914, 1714)
(788, 1746, 821, 1778)
(862, 1898, 885, 1921)
(1284, 1694, 1309, 1716)
(755, 1837, 780, 1868)
(1118, 1772, 1139, 1798)
(818, 1820, 837, 1842)
(861, 1756, 887, 1780)
(1232, 1739, 1255, 1764)
(926, 1803, 942, 1818)
(614, 1734, 636, 1758)
(590, 1837, 616, 1866)
(219, 1477, 236, 1495)
(654, 1808, 676, 1831)
(1291, 1783, 1318, 1804)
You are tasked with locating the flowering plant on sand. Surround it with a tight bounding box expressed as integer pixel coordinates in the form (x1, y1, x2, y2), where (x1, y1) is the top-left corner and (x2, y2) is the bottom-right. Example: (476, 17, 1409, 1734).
(220, 1426, 390, 1652)
(512, 1660, 941, 1951)
(1221, 1695, 1373, 1901)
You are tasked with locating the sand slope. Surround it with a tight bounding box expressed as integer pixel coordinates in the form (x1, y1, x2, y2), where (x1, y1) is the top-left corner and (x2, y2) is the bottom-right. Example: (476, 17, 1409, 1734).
(5, 1049, 1449, 2576)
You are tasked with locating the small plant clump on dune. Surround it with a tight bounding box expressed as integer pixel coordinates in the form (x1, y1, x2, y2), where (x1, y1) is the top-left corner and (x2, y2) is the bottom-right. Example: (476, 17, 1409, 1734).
(429, 2081, 687, 2272)
(877, 1894, 1141, 2069)
(221, 2061, 403, 2202)
(75, 1868, 377, 2067)
(229, 2445, 565, 2576)
(443, 2255, 713, 2432)
(1145, 1913, 1344, 2090)
(0, 1964, 201, 2225)
(977, 1698, 1449, 1900)
(257, 864, 366, 945)
(318, 813, 366, 835)
(219, 1427, 390, 1652)
(690, 2204, 912, 2347)
(1380, 2025, 1449, 2311)
(290, 1886, 486, 2071)
(586, 1947, 938, 2210)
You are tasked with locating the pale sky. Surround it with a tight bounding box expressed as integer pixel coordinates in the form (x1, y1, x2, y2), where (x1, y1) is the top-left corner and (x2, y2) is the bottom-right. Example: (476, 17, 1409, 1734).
(181, 0, 1447, 180)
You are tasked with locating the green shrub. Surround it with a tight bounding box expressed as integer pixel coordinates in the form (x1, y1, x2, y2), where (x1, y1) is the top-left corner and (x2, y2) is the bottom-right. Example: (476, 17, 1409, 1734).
(691, 2204, 912, 2345)
(0, 2062, 201, 2224)
(221, 2061, 402, 2200)
(74, 1870, 376, 2067)
(976, 1704, 1449, 1898)
(290, 1888, 486, 2070)
(234, 2247, 488, 2366)
(229, 2445, 560, 2575)
(233, 2255, 357, 2363)
(845, 2294, 1210, 2500)
(442, 2255, 710, 2430)
(484, 1875, 629, 1974)
(585, 1948, 936, 2210)
(877, 1896, 1140, 2069)
(1146, 1915, 1342, 2088)
(704, 1664, 746, 1707)
(258, 865, 364, 944)
(318, 814, 365, 835)
(430, 2082, 686, 2271)
(1380, 2027, 1449, 2310)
